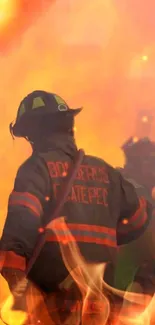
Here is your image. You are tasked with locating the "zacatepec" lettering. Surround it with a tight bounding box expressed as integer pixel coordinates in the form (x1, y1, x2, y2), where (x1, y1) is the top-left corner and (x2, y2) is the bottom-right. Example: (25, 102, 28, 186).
(53, 183, 108, 206)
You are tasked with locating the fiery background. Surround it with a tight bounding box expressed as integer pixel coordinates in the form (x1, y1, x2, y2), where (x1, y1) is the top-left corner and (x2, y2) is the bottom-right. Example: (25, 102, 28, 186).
(1, 0, 155, 322)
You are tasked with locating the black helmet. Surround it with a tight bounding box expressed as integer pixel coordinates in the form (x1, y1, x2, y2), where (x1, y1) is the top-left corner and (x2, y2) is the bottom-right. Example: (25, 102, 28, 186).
(10, 90, 82, 138)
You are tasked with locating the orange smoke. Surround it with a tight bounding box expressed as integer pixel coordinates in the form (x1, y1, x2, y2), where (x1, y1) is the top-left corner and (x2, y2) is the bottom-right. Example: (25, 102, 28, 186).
(0, 0, 52, 52)
(1, 0, 155, 322)
(0, 0, 16, 28)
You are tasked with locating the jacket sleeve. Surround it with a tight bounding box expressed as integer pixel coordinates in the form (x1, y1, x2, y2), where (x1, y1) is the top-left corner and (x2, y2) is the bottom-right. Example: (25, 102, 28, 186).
(113, 171, 155, 290)
(116, 172, 153, 245)
(0, 154, 51, 273)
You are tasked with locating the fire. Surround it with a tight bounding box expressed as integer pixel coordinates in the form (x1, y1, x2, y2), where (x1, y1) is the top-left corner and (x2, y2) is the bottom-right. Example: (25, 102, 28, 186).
(50, 217, 110, 325)
(0, 0, 16, 28)
(0, 278, 48, 325)
(1, 217, 155, 324)
(51, 217, 155, 325)
(0, 295, 27, 325)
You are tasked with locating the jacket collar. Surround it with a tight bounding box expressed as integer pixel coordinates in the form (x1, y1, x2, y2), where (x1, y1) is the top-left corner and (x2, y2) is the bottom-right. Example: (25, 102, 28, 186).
(33, 134, 78, 158)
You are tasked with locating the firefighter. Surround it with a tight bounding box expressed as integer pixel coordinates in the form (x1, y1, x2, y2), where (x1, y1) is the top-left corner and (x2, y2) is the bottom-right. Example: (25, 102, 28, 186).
(0, 90, 154, 324)
(119, 136, 155, 201)
(114, 137, 155, 299)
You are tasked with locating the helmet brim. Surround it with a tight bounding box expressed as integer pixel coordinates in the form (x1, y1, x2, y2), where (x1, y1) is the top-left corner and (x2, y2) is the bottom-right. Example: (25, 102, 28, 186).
(12, 107, 82, 137)
(68, 108, 82, 115)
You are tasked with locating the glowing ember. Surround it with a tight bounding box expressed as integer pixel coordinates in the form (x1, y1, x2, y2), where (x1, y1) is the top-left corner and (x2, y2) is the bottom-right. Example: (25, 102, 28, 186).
(122, 218, 129, 225)
(133, 137, 139, 143)
(38, 227, 44, 233)
(142, 116, 148, 123)
(142, 55, 148, 61)
(62, 171, 67, 177)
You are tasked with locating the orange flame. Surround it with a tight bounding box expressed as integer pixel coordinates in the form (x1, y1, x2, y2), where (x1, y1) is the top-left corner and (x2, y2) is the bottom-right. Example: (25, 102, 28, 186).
(50, 217, 155, 325)
(1, 217, 155, 325)
(50, 217, 110, 325)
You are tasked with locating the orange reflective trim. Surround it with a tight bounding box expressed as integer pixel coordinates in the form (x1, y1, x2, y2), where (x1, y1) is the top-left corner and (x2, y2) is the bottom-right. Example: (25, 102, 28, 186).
(0, 251, 26, 271)
(10, 199, 40, 217)
(133, 211, 148, 229)
(47, 222, 116, 247)
(119, 197, 148, 234)
(128, 197, 147, 223)
(9, 191, 43, 217)
(47, 235, 116, 247)
(67, 223, 116, 236)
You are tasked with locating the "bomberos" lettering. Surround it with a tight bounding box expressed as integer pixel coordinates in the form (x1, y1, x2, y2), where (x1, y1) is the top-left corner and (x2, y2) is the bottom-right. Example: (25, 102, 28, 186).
(47, 161, 109, 184)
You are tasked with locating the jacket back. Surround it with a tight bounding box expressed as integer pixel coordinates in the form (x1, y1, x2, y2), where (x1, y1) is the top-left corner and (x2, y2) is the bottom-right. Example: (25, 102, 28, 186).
(1, 135, 150, 292)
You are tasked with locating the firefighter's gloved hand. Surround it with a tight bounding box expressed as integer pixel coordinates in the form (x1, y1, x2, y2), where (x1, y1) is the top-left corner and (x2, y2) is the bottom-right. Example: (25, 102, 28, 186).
(12, 276, 29, 311)
(1, 268, 29, 312)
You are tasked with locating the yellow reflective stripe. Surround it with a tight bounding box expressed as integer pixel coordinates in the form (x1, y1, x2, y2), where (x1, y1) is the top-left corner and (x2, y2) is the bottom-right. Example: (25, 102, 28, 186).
(32, 97, 45, 109)
(54, 94, 66, 105)
(18, 103, 26, 117)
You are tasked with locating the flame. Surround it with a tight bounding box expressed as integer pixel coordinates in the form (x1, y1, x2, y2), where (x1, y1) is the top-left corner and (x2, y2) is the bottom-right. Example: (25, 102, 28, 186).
(1, 217, 155, 325)
(50, 217, 110, 325)
(0, 295, 27, 325)
(0, 280, 49, 325)
(0, 0, 16, 28)
(50, 217, 155, 325)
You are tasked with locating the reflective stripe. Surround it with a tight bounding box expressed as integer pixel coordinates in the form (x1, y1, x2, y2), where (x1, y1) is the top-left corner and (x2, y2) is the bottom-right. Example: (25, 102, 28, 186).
(127, 197, 147, 229)
(0, 251, 26, 271)
(9, 191, 43, 217)
(119, 197, 148, 233)
(32, 97, 45, 109)
(67, 223, 115, 235)
(48, 223, 117, 247)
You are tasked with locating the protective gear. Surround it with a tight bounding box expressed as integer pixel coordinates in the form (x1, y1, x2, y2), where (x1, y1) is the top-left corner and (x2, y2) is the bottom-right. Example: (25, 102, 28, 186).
(115, 158, 155, 291)
(12, 277, 29, 311)
(1, 267, 42, 324)
(2, 95, 154, 323)
(10, 90, 82, 138)
(0, 134, 152, 293)
(1, 268, 28, 312)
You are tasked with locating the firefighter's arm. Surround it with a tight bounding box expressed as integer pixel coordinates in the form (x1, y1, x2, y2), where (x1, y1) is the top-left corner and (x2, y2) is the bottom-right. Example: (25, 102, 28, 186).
(117, 174, 152, 246)
(0, 155, 51, 309)
(115, 174, 155, 290)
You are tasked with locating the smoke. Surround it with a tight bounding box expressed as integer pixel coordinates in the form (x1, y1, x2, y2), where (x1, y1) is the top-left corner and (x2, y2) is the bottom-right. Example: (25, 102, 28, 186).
(1, 0, 155, 310)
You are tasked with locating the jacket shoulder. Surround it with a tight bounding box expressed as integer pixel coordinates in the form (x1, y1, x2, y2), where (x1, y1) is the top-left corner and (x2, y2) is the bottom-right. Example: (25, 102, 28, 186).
(85, 154, 116, 171)
(16, 154, 49, 178)
(17, 155, 39, 172)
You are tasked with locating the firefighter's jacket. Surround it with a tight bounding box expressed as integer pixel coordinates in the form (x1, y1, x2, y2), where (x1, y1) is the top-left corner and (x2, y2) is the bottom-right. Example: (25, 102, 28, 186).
(0, 135, 152, 293)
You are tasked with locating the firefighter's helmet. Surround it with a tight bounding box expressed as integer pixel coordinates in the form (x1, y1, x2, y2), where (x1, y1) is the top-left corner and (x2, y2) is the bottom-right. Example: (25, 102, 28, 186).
(10, 90, 82, 137)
